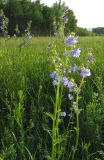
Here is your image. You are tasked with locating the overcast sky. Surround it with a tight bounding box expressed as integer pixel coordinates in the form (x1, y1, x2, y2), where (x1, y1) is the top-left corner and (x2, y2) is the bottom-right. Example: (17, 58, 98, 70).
(40, 0, 104, 28)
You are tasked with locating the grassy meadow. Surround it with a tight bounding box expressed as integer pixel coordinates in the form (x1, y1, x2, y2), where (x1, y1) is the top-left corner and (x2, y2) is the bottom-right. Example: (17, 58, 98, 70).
(0, 36, 104, 160)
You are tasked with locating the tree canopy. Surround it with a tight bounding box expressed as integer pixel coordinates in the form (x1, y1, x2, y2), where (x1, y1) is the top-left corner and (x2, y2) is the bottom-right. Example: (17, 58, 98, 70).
(0, 0, 77, 36)
(92, 27, 104, 35)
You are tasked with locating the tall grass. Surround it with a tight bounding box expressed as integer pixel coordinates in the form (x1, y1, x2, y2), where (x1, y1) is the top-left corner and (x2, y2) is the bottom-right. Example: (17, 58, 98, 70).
(0, 36, 104, 159)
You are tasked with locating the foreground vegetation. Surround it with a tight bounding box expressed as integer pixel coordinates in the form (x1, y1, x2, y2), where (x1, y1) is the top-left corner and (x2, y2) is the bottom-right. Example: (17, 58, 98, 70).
(0, 36, 104, 160)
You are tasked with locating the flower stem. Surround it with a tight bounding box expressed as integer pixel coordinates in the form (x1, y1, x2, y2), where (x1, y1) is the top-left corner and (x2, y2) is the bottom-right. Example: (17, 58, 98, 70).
(52, 80, 60, 160)
(72, 93, 79, 160)
(71, 78, 84, 160)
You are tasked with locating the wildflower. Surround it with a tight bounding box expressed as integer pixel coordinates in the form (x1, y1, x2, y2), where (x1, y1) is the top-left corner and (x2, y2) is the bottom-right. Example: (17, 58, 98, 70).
(81, 68, 91, 78)
(50, 71, 56, 78)
(62, 77, 69, 86)
(88, 55, 96, 63)
(68, 94, 73, 100)
(65, 35, 78, 46)
(61, 112, 66, 117)
(71, 48, 81, 58)
(73, 64, 78, 72)
(53, 79, 58, 85)
(63, 52, 67, 57)
(67, 81, 74, 91)
(68, 67, 71, 73)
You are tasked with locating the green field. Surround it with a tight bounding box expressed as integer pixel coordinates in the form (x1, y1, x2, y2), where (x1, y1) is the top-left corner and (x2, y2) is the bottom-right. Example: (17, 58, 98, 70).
(0, 36, 104, 160)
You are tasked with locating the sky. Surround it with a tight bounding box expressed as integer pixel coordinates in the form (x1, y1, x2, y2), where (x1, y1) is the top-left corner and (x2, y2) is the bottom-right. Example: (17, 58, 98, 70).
(40, 0, 104, 28)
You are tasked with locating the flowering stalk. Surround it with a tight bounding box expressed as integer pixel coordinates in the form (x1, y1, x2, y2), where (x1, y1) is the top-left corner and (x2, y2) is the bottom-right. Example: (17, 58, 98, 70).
(53, 0, 68, 38)
(49, 33, 93, 159)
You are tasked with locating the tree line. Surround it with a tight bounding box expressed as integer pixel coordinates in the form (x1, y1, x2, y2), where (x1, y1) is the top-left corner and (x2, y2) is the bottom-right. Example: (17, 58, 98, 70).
(92, 27, 104, 35)
(0, 0, 103, 37)
(0, 0, 77, 36)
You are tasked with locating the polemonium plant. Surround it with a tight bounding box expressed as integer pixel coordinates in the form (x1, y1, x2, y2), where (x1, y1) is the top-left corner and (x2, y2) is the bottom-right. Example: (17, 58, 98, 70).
(47, 32, 95, 160)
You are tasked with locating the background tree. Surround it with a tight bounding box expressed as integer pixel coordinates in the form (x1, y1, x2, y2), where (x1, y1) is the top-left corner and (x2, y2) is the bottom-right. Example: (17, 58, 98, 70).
(76, 27, 95, 36)
(41, 5, 54, 35)
(52, 0, 77, 37)
(92, 27, 104, 35)
(0, 0, 77, 36)
(65, 9, 77, 35)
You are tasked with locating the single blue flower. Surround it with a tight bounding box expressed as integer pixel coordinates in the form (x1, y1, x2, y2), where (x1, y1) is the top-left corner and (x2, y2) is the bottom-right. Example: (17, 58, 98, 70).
(63, 52, 67, 57)
(65, 35, 78, 46)
(81, 68, 91, 78)
(73, 64, 78, 72)
(67, 81, 74, 91)
(61, 112, 66, 117)
(62, 77, 69, 86)
(71, 48, 81, 58)
(53, 79, 58, 85)
(68, 67, 71, 73)
(50, 71, 56, 78)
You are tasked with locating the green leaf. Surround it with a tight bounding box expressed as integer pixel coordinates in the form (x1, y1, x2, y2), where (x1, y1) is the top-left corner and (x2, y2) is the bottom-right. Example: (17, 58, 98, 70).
(44, 112, 54, 120)
(54, 135, 65, 146)
(42, 125, 52, 138)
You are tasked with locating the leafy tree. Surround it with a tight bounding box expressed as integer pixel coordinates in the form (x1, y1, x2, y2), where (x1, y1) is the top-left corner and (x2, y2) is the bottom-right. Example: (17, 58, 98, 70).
(52, 1, 77, 36)
(76, 27, 95, 36)
(0, 9, 9, 36)
(0, 0, 78, 36)
(65, 9, 77, 35)
(92, 27, 104, 35)
(41, 5, 54, 35)
(3, 0, 24, 35)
